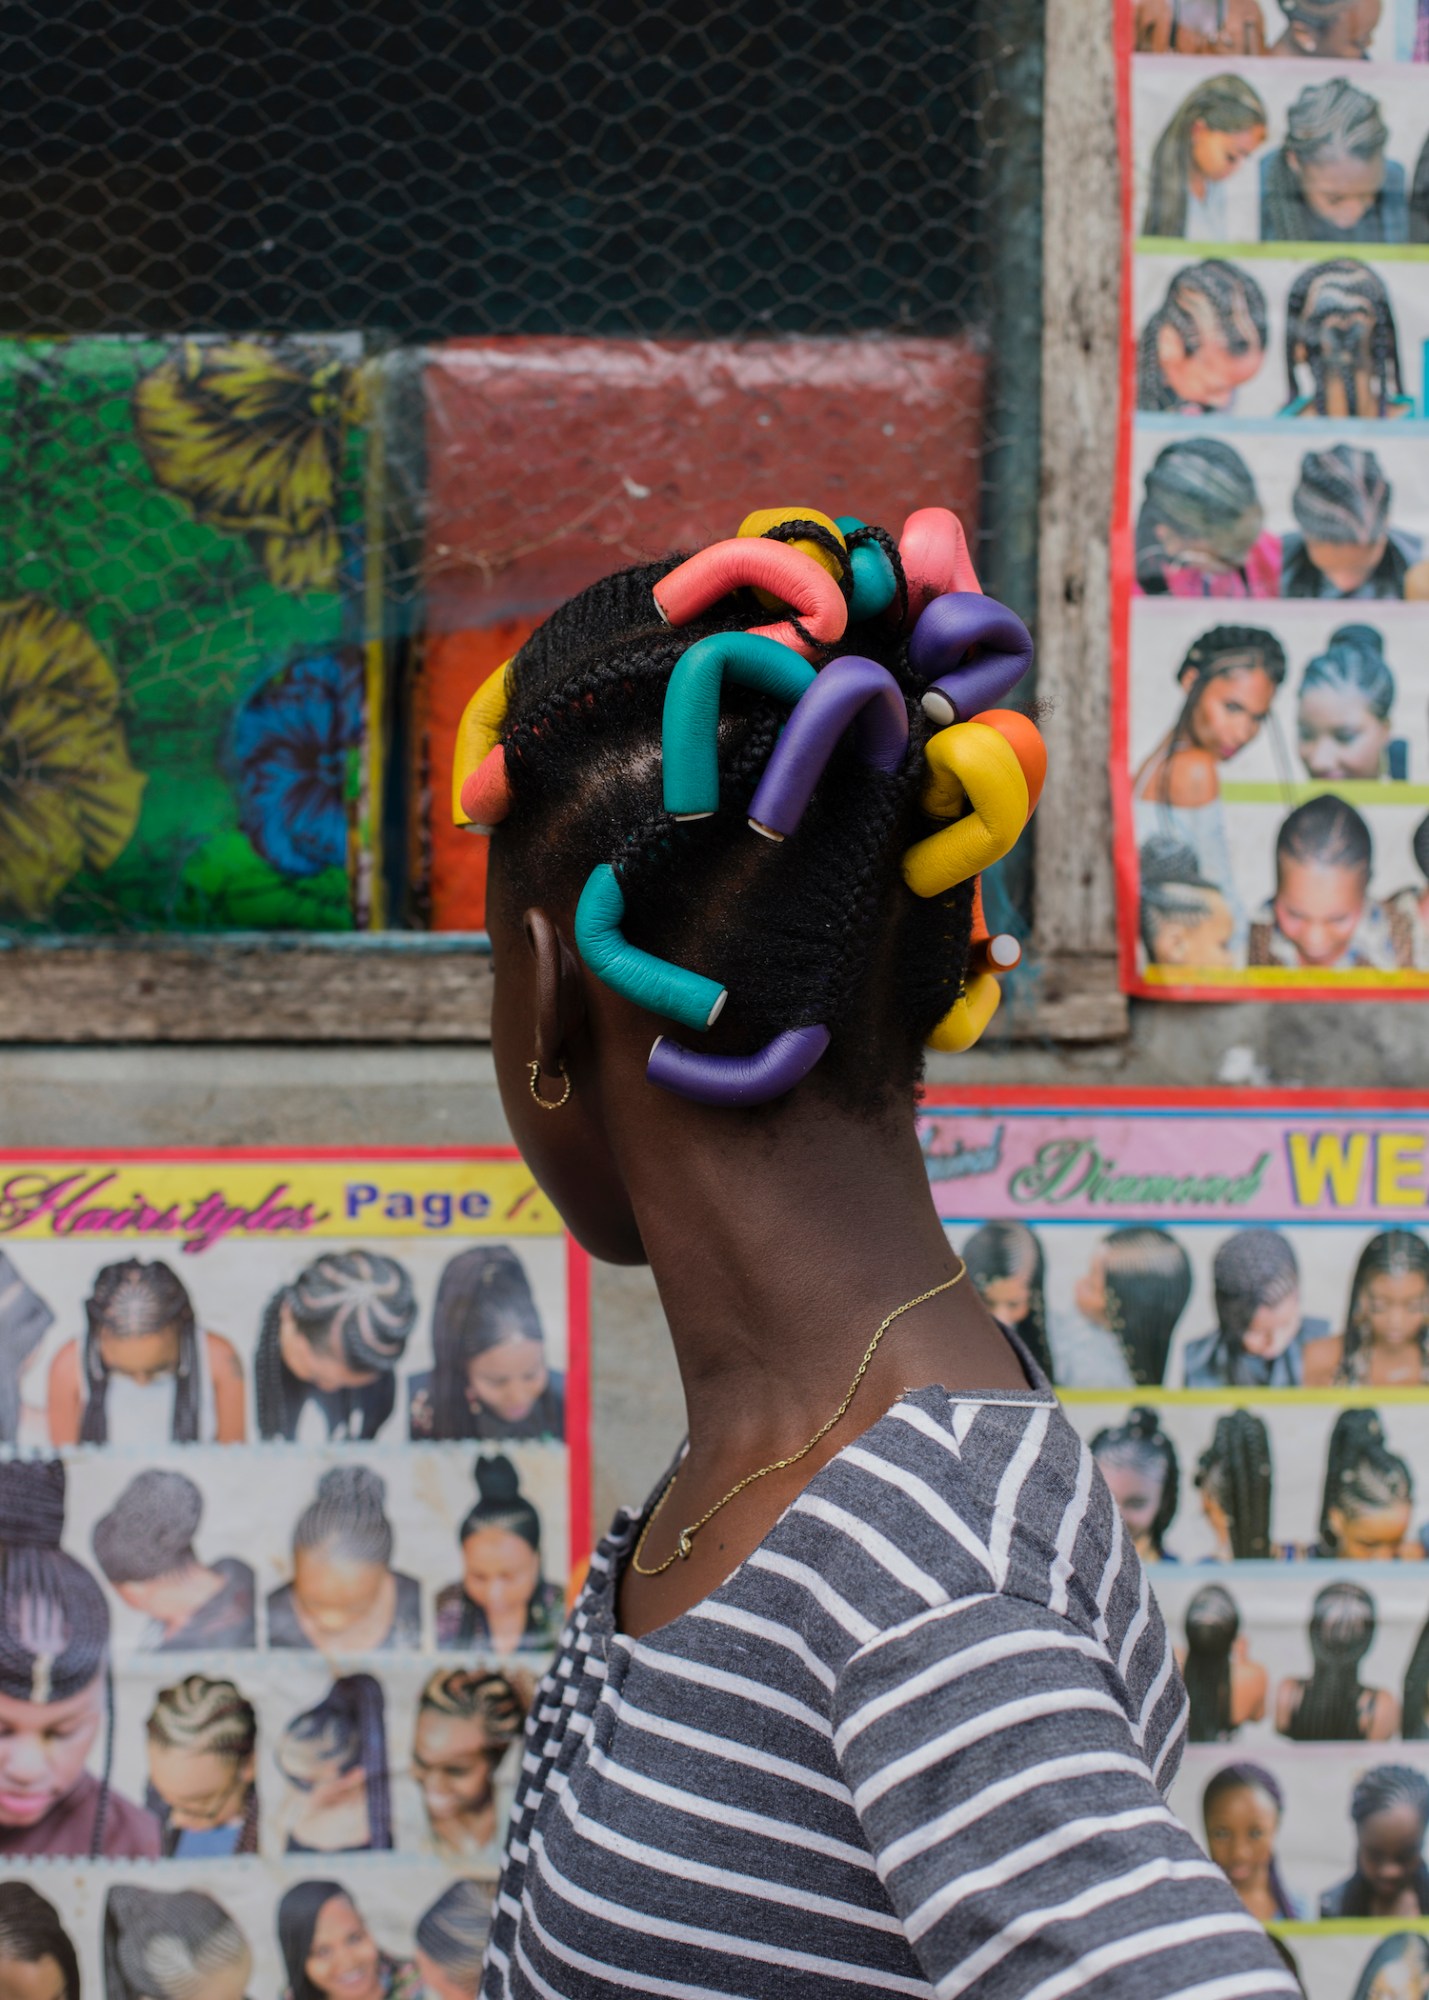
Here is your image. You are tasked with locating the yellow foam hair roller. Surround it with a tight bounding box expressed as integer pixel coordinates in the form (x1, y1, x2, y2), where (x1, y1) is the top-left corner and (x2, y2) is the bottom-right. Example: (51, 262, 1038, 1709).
(901, 721, 1030, 897)
(737, 506, 847, 610)
(451, 660, 512, 831)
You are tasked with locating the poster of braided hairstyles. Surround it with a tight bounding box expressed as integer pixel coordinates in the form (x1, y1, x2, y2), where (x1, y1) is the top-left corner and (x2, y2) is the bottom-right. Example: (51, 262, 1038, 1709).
(0, 1146, 585, 1974)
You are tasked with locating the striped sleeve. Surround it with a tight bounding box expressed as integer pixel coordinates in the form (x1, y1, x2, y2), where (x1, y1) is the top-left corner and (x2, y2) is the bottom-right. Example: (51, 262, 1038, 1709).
(831, 1593, 1299, 2000)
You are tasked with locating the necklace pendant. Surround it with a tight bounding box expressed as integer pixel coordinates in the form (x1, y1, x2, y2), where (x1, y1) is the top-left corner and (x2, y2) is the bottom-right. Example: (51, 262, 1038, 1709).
(677, 1529, 693, 1560)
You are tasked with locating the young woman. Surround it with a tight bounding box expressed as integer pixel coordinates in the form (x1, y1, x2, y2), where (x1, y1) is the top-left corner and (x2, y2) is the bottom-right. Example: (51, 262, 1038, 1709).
(1270, 0, 1381, 56)
(1182, 1583, 1267, 1741)
(278, 1883, 420, 2000)
(467, 532, 1291, 1996)
(1321, 1766, 1429, 1917)
(0, 1459, 158, 1859)
(435, 1454, 563, 1653)
(1353, 1934, 1429, 2000)
(1196, 1408, 1275, 1560)
(0, 1250, 52, 1446)
(1137, 259, 1268, 413)
(145, 1673, 258, 1858)
(47, 1259, 244, 1445)
(267, 1466, 421, 1652)
(1137, 833, 1236, 971)
(411, 1666, 528, 1857)
(1261, 78, 1406, 243)
(1284, 446, 1429, 600)
(277, 1674, 391, 1854)
(91, 1466, 256, 1649)
(1201, 1763, 1305, 1920)
(1311, 1408, 1419, 1559)
(1306, 1231, 1429, 1385)
(1183, 1228, 1324, 1386)
(1278, 1580, 1399, 1740)
(409, 1245, 564, 1441)
(1294, 624, 1403, 783)
(1074, 1226, 1193, 1384)
(256, 1249, 416, 1442)
(103, 1887, 252, 2000)
(959, 1220, 1054, 1381)
(414, 1883, 492, 2000)
(1142, 75, 1267, 240)
(1283, 258, 1412, 419)
(0, 1885, 80, 2000)
(1249, 792, 1408, 969)
(1134, 438, 1279, 599)
(1090, 1408, 1180, 1561)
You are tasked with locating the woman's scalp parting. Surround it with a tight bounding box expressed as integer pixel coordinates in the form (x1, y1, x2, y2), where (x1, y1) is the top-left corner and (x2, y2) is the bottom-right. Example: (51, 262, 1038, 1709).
(455, 505, 1044, 1112)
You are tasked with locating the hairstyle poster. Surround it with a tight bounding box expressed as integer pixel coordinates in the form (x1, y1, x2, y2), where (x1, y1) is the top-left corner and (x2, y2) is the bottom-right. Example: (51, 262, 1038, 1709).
(0, 1147, 587, 1984)
(926, 1083, 1429, 1981)
(1115, 0, 1429, 1004)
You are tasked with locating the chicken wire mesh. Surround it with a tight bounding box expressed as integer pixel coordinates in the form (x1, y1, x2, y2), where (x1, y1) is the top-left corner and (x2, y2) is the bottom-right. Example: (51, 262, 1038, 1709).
(0, 0, 1044, 935)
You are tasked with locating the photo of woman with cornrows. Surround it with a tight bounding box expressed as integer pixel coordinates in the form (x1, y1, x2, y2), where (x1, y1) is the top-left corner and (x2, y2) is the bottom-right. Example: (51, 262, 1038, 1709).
(267, 1466, 421, 1652)
(103, 1886, 253, 2000)
(1322, 1766, 1429, 1917)
(277, 1673, 391, 1855)
(91, 1466, 256, 1649)
(1277, 1580, 1400, 1740)
(144, 1674, 258, 1858)
(409, 1244, 564, 1442)
(47, 1259, 244, 1446)
(256, 1251, 417, 1443)
(436, 1455, 564, 1653)
(0, 1884, 80, 2000)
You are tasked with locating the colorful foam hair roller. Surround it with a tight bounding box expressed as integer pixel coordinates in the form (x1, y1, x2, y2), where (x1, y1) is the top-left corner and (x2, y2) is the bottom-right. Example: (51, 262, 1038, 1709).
(451, 660, 512, 829)
(647, 1025, 831, 1106)
(908, 593, 1033, 727)
(652, 539, 848, 658)
(899, 508, 981, 625)
(574, 864, 727, 1033)
(926, 881, 1022, 1052)
(738, 507, 847, 610)
(835, 516, 898, 621)
(662, 631, 816, 820)
(747, 655, 909, 842)
(457, 744, 512, 835)
(902, 722, 1030, 897)
(974, 709, 1047, 818)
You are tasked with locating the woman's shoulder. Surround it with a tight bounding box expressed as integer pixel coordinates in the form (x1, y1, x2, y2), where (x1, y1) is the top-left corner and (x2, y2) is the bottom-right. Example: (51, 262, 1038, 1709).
(1300, 1331, 1344, 1385)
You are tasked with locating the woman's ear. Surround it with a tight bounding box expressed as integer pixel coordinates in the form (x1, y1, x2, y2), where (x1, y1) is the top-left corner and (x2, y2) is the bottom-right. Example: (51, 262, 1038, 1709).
(522, 909, 585, 1073)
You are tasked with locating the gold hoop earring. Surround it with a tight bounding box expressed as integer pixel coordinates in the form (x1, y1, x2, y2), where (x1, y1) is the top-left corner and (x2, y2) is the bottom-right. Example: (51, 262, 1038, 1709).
(528, 1059, 571, 1111)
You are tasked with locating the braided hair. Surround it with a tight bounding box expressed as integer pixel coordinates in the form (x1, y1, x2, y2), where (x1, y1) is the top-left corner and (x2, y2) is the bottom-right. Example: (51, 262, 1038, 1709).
(1335, 1766, 1429, 1917)
(1276, 792, 1373, 884)
(1134, 438, 1264, 595)
(1285, 259, 1404, 418)
(461, 1453, 541, 1551)
(960, 1220, 1054, 1381)
(1138, 835, 1225, 962)
(1212, 1228, 1300, 1362)
(1278, 0, 1382, 48)
(256, 1250, 416, 1439)
(491, 545, 981, 1119)
(1341, 1231, 1429, 1378)
(1293, 445, 1391, 548)
(81, 1259, 200, 1444)
(418, 1665, 529, 1764)
(0, 1459, 114, 1857)
(1263, 79, 1390, 243)
(1148, 626, 1288, 820)
(278, 1673, 391, 1852)
(415, 1880, 492, 1993)
(429, 1245, 547, 1439)
(1137, 261, 1268, 413)
(1318, 1408, 1412, 1556)
(1091, 1407, 1180, 1557)
(1184, 1583, 1241, 1743)
(0, 1884, 80, 2000)
(292, 1466, 395, 1568)
(1200, 1763, 1297, 1919)
(1288, 1580, 1379, 1741)
(1353, 1934, 1429, 2000)
(1142, 76, 1267, 239)
(1196, 1409, 1273, 1559)
(1099, 1228, 1193, 1385)
(103, 1885, 250, 2000)
(0, 1250, 52, 1444)
(91, 1468, 204, 1585)
(147, 1674, 258, 1856)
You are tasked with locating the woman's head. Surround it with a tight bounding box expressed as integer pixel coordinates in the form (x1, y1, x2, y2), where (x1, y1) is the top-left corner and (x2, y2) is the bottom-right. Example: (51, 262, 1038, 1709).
(1320, 1409, 1413, 1557)
(261, 1249, 415, 1404)
(1283, 78, 1390, 232)
(1136, 439, 1264, 590)
(1354, 1932, 1429, 2000)
(1143, 76, 1267, 238)
(0, 1885, 79, 2000)
(1091, 1407, 1180, 1556)
(147, 1674, 256, 1836)
(1298, 625, 1395, 780)
(1138, 261, 1268, 412)
(103, 1886, 250, 2000)
(1350, 1765, 1429, 1905)
(431, 1246, 548, 1432)
(961, 1221, 1051, 1376)
(1345, 1231, 1429, 1372)
(1201, 1763, 1286, 1904)
(459, 1456, 543, 1625)
(1291, 1577, 1382, 1741)
(1272, 793, 1373, 966)
(414, 1882, 491, 2000)
(1287, 259, 1403, 419)
(1184, 1583, 1240, 1743)
(1170, 625, 1287, 767)
(278, 1884, 382, 2000)
(1078, 1227, 1192, 1384)
(1212, 1229, 1302, 1359)
(1294, 445, 1392, 595)
(413, 1667, 528, 1837)
(290, 1467, 394, 1642)
(1277, 0, 1381, 58)
(1137, 836, 1234, 969)
(1196, 1410, 1273, 1560)
(278, 1673, 390, 1850)
(0, 1253, 52, 1447)
(91, 1468, 204, 1613)
(82, 1260, 199, 1444)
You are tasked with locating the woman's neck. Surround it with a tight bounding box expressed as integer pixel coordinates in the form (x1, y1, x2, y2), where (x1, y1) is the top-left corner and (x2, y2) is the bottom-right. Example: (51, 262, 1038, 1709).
(152, 1561, 224, 1632)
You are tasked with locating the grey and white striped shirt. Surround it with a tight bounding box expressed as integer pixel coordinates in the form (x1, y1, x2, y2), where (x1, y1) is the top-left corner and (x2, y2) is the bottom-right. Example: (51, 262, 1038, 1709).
(482, 1382, 1297, 1999)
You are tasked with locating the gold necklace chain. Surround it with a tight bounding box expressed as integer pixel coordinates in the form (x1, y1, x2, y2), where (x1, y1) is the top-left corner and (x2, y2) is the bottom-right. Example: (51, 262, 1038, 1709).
(630, 1263, 968, 1579)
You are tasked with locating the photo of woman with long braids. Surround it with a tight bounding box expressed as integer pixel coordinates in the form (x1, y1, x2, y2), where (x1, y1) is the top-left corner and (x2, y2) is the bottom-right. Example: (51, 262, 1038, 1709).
(256, 1250, 417, 1442)
(1182, 1227, 1327, 1386)
(0, 1251, 52, 1448)
(1136, 260, 1268, 413)
(1322, 1766, 1429, 1917)
(277, 1673, 391, 1855)
(1073, 1227, 1193, 1384)
(1260, 77, 1407, 244)
(1195, 1409, 1275, 1560)
(1397, 1608, 1429, 1739)
(1141, 75, 1268, 240)
(413, 1883, 492, 2000)
(277, 1882, 419, 2000)
(435, 1455, 563, 1653)
(1291, 625, 1406, 784)
(145, 1674, 258, 1858)
(1180, 1583, 1267, 1741)
(1312, 1409, 1419, 1560)
(412, 1667, 529, 1858)
(91, 1467, 256, 1649)
(0, 1459, 158, 1858)
(959, 1221, 1054, 1382)
(1133, 439, 1279, 599)
(1283, 445, 1429, 601)
(408, 1245, 564, 1442)
(103, 1886, 252, 2000)
(1277, 1580, 1399, 1740)
(1282, 258, 1413, 419)
(47, 1259, 244, 1446)
(1352, 1934, 1429, 2000)
(0, 1884, 80, 2000)
(1306, 1231, 1429, 1385)
(1090, 1409, 1180, 1561)
(1200, 1763, 1306, 1921)
(268, 1465, 421, 1652)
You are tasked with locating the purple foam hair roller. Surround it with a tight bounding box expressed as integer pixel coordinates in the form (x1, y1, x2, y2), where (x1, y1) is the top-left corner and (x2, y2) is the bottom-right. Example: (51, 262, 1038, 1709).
(647, 1026, 832, 1106)
(746, 655, 909, 842)
(908, 593, 1033, 727)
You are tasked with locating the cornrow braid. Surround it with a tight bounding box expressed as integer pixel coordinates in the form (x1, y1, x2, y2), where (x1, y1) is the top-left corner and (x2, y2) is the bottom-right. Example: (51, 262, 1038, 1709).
(82, 1260, 201, 1445)
(1285, 259, 1403, 419)
(1196, 1410, 1273, 1560)
(1137, 261, 1268, 413)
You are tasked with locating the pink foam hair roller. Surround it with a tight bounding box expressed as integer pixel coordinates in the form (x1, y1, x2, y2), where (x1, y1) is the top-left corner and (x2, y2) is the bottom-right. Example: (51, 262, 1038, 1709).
(898, 507, 981, 626)
(652, 539, 848, 659)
